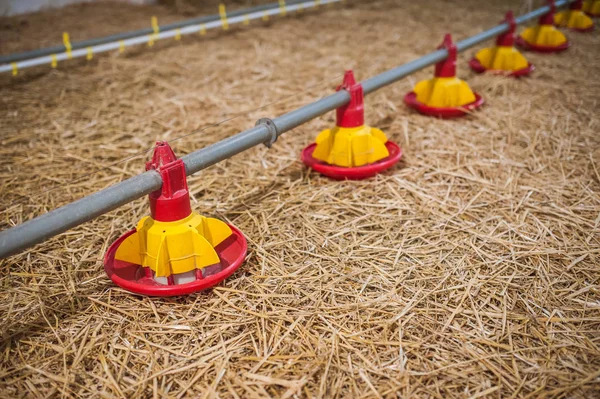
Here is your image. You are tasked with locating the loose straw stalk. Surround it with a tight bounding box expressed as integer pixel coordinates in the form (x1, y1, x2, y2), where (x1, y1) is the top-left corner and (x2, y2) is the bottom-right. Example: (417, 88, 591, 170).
(0, 0, 599, 397)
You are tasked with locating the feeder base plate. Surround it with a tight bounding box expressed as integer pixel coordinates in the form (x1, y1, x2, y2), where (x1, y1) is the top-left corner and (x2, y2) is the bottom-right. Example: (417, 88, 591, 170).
(468, 58, 535, 77)
(104, 224, 247, 296)
(404, 92, 484, 119)
(301, 141, 402, 180)
(567, 25, 595, 32)
(516, 36, 571, 53)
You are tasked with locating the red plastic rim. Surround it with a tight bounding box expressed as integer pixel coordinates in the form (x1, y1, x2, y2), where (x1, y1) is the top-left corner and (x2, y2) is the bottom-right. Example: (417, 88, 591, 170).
(104, 224, 247, 297)
(515, 36, 571, 53)
(468, 58, 535, 77)
(403, 91, 484, 119)
(301, 140, 402, 180)
(568, 25, 595, 32)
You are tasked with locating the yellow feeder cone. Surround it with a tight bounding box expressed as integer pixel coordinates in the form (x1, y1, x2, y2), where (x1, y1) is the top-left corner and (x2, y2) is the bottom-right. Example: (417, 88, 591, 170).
(412, 77, 476, 109)
(470, 11, 534, 77)
(405, 34, 484, 118)
(116, 213, 232, 284)
(555, 0, 595, 32)
(474, 47, 529, 72)
(517, 1, 570, 52)
(114, 142, 233, 285)
(311, 71, 389, 168)
(312, 126, 389, 168)
(583, 0, 600, 17)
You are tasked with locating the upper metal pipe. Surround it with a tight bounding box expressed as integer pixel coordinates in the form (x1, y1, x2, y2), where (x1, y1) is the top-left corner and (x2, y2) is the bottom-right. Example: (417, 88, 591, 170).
(0, 0, 570, 258)
(0, 0, 342, 74)
(0, 0, 313, 65)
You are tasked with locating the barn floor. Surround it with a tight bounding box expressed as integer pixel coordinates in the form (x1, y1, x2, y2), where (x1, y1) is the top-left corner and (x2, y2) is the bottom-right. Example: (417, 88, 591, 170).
(1, 0, 600, 397)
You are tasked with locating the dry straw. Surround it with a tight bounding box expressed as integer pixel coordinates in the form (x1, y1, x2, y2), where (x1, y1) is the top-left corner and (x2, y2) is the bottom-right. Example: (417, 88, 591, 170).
(1, 0, 599, 397)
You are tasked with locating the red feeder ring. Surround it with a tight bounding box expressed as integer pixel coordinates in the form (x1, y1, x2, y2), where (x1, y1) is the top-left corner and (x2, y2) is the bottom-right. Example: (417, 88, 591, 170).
(301, 140, 402, 180)
(104, 224, 247, 297)
(515, 36, 571, 53)
(404, 91, 484, 119)
(569, 25, 595, 32)
(468, 57, 535, 77)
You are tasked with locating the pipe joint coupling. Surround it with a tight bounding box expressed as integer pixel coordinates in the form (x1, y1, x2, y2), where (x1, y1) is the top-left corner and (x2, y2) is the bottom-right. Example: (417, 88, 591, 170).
(255, 118, 279, 148)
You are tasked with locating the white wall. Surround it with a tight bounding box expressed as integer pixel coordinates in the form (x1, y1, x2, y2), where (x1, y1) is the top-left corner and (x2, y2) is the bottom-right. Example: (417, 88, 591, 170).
(0, 0, 156, 16)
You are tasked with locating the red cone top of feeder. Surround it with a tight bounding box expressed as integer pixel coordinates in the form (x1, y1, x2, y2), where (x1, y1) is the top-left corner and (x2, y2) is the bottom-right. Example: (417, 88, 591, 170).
(435, 34, 457, 78)
(540, 0, 557, 25)
(570, 0, 583, 10)
(145, 141, 192, 222)
(336, 70, 364, 128)
(496, 11, 517, 46)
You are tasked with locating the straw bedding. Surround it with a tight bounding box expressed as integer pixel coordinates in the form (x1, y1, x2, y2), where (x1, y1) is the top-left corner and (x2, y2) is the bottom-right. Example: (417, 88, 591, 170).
(0, 0, 599, 397)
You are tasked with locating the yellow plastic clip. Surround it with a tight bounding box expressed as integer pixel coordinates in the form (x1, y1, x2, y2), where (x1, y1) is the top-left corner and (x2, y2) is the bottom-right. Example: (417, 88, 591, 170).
(262, 11, 269, 21)
(151, 16, 159, 34)
(279, 0, 287, 15)
(51, 54, 57, 68)
(119, 40, 125, 53)
(175, 28, 181, 41)
(243, 14, 250, 25)
(11, 62, 18, 76)
(86, 47, 93, 60)
(149, 16, 159, 46)
(219, 4, 229, 30)
(200, 24, 207, 35)
(62, 32, 72, 59)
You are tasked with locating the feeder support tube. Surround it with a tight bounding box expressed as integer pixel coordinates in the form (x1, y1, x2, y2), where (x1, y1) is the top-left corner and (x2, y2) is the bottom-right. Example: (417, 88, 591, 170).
(496, 11, 517, 46)
(146, 142, 192, 222)
(335, 70, 364, 128)
(540, 0, 557, 24)
(571, 0, 584, 9)
(434, 34, 457, 78)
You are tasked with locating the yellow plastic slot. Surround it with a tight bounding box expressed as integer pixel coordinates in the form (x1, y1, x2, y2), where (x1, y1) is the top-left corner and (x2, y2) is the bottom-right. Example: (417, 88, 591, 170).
(279, 0, 287, 15)
(219, 4, 229, 30)
(62, 32, 72, 59)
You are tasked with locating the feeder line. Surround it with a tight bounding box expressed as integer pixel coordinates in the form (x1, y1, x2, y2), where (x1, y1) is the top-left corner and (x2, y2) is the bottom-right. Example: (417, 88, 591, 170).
(0, 0, 570, 258)
(0, 0, 342, 74)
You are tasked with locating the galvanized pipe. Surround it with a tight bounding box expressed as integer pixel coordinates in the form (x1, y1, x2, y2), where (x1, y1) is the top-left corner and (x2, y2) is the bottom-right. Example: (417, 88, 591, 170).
(0, 0, 330, 65)
(0, 0, 341, 74)
(0, 0, 570, 258)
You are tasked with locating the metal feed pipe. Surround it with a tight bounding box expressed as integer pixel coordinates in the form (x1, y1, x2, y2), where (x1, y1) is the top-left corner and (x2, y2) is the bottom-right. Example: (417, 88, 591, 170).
(0, 0, 336, 64)
(0, 0, 342, 74)
(0, 0, 570, 258)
